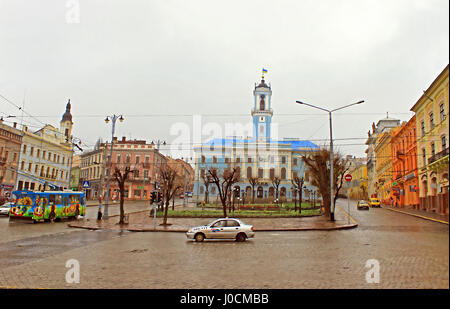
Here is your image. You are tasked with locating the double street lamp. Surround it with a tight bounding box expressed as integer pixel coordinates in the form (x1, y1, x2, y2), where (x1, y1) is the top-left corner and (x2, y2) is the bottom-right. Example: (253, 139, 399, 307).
(103, 114, 124, 219)
(295, 99, 364, 221)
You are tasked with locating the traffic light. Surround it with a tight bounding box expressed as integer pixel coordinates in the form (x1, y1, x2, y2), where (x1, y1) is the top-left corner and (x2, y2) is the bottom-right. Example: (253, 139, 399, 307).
(157, 192, 162, 203)
(150, 191, 156, 204)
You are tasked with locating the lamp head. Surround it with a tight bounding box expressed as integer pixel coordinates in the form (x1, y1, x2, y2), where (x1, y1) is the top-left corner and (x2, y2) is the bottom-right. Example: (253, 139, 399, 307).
(119, 115, 124, 122)
(105, 117, 110, 124)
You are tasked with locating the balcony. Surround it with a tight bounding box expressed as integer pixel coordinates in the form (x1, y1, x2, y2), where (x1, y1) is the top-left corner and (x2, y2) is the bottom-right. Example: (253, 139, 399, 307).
(428, 147, 449, 165)
(251, 108, 273, 116)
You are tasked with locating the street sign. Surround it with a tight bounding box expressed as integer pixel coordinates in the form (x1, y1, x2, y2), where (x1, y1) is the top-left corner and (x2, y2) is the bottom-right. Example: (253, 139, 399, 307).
(344, 174, 352, 182)
(82, 180, 90, 188)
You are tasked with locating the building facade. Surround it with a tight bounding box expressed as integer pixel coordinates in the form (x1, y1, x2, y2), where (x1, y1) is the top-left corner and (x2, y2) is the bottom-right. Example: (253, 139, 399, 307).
(15, 101, 73, 191)
(391, 116, 419, 208)
(346, 163, 368, 200)
(0, 120, 23, 197)
(192, 76, 319, 203)
(365, 117, 401, 199)
(80, 137, 167, 200)
(411, 64, 449, 214)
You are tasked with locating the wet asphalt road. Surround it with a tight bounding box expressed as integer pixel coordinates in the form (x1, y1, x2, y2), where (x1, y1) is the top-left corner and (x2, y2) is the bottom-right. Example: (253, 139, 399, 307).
(0, 199, 448, 288)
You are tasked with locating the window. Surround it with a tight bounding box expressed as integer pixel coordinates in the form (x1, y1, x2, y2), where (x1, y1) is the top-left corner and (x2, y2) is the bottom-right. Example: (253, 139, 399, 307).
(247, 167, 252, 178)
(430, 112, 434, 129)
(258, 168, 263, 178)
(281, 167, 286, 179)
(236, 157, 240, 163)
(293, 158, 298, 166)
(28, 163, 32, 171)
(421, 121, 425, 136)
(227, 220, 240, 227)
(281, 156, 286, 164)
(247, 157, 252, 163)
(440, 103, 446, 121)
(211, 220, 226, 228)
(135, 156, 140, 164)
(37, 149, 40, 158)
(422, 148, 426, 166)
(126, 155, 131, 163)
(201, 156, 205, 163)
(23, 144, 27, 154)
(144, 170, 149, 179)
(293, 171, 298, 179)
(442, 135, 447, 150)
(269, 168, 275, 179)
(117, 154, 121, 163)
(30, 147, 34, 156)
(21, 161, 25, 170)
(134, 170, 140, 178)
(431, 143, 436, 157)
(43, 150, 46, 159)
(134, 190, 141, 197)
(225, 157, 230, 163)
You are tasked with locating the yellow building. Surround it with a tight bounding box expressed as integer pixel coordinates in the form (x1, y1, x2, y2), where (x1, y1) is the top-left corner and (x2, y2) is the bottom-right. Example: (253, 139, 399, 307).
(346, 164, 368, 200)
(374, 127, 401, 204)
(15, 101, 74, 191)
(411, 64, 449, 214)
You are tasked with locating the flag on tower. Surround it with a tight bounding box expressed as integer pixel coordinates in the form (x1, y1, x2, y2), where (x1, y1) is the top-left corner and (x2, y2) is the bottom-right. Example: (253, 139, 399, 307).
(262, 68, 268, 73)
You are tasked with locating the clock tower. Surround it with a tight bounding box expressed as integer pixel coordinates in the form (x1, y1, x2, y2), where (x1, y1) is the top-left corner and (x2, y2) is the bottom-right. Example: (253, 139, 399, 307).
(252, 75, 273, 141)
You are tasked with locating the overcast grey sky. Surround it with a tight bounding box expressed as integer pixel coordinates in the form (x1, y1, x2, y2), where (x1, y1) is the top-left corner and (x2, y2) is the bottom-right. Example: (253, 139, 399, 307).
(0, 0, 448, 159)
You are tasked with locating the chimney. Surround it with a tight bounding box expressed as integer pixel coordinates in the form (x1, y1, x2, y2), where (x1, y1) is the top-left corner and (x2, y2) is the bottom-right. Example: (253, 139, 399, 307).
(13, 122, 17, 128)
(122, 136, 126, 142)
(113, 137, 118, 142)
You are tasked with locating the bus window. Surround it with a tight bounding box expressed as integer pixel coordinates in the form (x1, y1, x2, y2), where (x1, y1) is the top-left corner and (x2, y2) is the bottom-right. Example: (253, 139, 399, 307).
(63, 196, 69, 206)
(49, 195, 55, 205)
(56, 195, 62, 205)
(70, 195, 80, 204)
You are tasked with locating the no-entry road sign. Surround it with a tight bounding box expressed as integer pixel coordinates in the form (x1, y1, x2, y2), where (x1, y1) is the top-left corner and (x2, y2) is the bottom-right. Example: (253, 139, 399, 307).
(344, 174, 352, 182)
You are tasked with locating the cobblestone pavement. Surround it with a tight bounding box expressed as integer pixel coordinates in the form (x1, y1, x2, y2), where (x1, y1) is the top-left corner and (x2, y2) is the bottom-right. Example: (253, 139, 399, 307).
(0, 199, 447, 289)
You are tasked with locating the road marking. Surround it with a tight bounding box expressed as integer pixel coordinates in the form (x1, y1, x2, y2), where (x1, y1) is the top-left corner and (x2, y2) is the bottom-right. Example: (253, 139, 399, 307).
(382, 207, 449, 225)
(336, 205, 358, 225)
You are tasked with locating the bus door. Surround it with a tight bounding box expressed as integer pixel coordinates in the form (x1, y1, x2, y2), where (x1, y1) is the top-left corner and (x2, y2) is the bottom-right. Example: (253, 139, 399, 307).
(48, 194, 57, 220)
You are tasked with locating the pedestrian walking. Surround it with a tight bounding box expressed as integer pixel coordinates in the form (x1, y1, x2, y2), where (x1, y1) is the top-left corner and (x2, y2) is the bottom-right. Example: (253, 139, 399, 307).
(97, 195, 103, 220)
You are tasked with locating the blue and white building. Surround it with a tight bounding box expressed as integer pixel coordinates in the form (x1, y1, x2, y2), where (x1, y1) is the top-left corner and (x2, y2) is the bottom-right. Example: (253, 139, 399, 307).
(192, 75, 320, 202)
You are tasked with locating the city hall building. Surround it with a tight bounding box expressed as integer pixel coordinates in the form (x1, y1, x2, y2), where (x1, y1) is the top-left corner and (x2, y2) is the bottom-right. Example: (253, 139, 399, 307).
(192, 75, 319, 203)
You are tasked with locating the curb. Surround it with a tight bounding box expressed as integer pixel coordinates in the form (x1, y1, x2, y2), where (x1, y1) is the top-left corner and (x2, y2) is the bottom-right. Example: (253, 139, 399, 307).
(68, 221, 358, 233)
(381, 207, 449, 225)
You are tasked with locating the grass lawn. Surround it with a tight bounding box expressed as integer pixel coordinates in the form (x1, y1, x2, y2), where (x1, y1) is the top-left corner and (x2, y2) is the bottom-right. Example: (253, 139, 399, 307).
(157, 207, 321, 218)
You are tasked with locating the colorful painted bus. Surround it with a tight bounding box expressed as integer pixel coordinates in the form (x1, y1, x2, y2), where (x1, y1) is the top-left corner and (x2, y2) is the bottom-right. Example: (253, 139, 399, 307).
(9, 190, 86, 223)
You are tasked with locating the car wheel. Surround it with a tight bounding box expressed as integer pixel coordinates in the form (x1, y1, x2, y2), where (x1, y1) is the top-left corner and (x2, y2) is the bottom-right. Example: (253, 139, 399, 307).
(236, 233, 246, 242)
(194, 233, 205, 242)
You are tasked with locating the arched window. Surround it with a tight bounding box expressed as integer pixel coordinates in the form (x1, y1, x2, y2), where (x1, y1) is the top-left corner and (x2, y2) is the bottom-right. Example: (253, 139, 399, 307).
(257, 186, 264, 198)
(258, 168, 264, 178)
(247, 167, 252, 178)
(269, 168, 275, 179)
(280, 187, 286, 197)
(260, 95, 265, 110)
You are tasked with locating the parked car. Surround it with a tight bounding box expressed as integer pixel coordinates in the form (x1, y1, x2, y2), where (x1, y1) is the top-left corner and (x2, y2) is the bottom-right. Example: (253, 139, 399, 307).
(187, 192, 193, 198)
(369, 198, 381, 208)
(179, 194, 184, 199)
(186, 218, 255, 242)
(357, 200, 370, 210)
(0, 202, 12, 216)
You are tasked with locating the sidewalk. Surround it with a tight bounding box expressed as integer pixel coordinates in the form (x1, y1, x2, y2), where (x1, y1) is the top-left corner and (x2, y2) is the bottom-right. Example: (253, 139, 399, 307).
(68, 208, 358, 232)
(382, 205, 449, 224)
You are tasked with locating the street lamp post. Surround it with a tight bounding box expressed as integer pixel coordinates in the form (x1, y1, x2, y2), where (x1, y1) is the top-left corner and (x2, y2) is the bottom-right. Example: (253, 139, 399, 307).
(295, 100, 364, 221)
(103, 114, 124, 219)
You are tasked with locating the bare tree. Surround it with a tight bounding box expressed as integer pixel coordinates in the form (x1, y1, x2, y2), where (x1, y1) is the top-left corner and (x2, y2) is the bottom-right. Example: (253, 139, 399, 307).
(113, 165, 135, 224)
(201, 174, 212, 204)
(270, 176, 281, 205)
(302, 149, 348, 220)
(158, 164, 183, 225)
(291, 176, 304, 212)
(208, 168, 240, 217)
(248, 176, 259, 204)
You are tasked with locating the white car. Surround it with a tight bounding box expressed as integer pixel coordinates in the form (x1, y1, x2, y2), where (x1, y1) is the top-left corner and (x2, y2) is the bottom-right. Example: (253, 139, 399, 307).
(186, 218, 255, 242)
(0, 203, 12, 216)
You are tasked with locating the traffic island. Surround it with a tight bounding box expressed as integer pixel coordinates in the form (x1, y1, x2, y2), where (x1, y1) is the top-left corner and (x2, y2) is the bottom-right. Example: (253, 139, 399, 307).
(68, 209, 358, 232)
